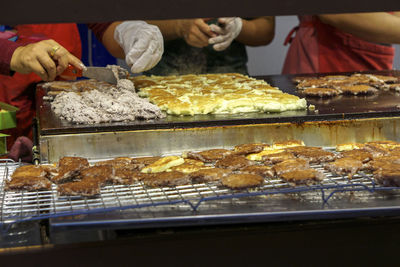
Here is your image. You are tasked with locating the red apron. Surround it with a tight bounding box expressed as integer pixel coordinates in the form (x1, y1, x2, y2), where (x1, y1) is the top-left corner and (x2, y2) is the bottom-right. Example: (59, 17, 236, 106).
(0, 24, 81, 150)
(282, 15, 395, 74)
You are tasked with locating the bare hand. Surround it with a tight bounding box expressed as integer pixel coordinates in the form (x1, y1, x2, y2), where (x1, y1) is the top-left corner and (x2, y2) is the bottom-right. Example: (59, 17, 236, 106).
(10, 39, 83, 81)
(176, 19, 217, 48)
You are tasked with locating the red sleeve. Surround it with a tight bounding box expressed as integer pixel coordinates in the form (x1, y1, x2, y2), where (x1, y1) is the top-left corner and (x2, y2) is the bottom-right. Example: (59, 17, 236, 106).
(0, 39, 22, 76)
(87, 23, 113, 42)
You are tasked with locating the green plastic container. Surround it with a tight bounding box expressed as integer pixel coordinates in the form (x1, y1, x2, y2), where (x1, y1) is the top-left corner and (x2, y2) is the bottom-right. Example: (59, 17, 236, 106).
(0, 102, 18, 130)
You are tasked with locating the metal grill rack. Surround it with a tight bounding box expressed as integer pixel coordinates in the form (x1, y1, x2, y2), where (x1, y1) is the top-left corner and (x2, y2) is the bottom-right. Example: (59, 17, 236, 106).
(1, 158, 399, 225)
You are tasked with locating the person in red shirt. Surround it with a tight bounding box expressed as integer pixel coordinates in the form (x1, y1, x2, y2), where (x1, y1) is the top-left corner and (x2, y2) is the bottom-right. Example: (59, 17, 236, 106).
(282, 12, 400, 74)
(1, 22, 164, 162)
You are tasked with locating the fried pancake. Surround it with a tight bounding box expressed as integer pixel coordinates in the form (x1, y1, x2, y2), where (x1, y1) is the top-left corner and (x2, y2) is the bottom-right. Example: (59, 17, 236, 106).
(374, 169, 400, 187)
(363, 144, 391, 158)
(388, 83, 400, 91)
(131, 156, 162, 170)
(11, 165, 48, 179)
(246, 149, 285, 161)
(369, 74, 398, 83)
(185, 149, 232, 163)
(240, 165, 275, 178)
(221, 173, 264, 189)
(141, 156, 185, 173)
(80, 165, 114, 186)
(262, 151, 296, 164)
(303, 87, 340, 97)
(52, 157, 89, 184)
(190, 168, 232, 183)
(94, 157, 132, 168)
(170, 159, 206, 174)
(215, 155, 254, 170)
(366, 140, 400, 150)
(280, 169, 324, 185)
(272, 140, 305, 150)
(340, 85, 378, 95)
(6, 176, 52, 191)
(324, 158, 363, 178)
(112, 168, 142, 185)
(58, 179, 100, 196)
(364, 156, 400, 171)
(273, 158, 309, 176)
(338, 149, 372, 163)
(285, 146, 335, 163)
(336, 143, 365, 152)
(233, 143, 266, 155)
(143, 171, 190, 187)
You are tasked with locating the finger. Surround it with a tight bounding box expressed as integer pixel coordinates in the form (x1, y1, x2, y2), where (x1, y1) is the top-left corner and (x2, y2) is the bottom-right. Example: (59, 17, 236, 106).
(209, 24, 225, 35)
(196, 19, 217, 38)
(29, 60, 49, 81)
(37, 53, 57, 81)
(213, 41, 230, 51)
(209, 33, 231, 45)
(189, 26, 210, 47)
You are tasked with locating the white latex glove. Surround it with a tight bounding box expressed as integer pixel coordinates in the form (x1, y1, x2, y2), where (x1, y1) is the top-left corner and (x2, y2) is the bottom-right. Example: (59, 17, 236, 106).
(114, 21, 164, 73)
(208, 17, 243, 51)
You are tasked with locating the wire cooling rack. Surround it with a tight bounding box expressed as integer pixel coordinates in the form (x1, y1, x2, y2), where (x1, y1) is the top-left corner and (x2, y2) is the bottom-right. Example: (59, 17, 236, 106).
(0, 159, 399, 225)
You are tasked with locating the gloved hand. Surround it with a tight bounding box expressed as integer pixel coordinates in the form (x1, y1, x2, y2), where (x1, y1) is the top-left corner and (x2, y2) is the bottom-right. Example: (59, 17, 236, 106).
(114, 21, 164, 73)
(209, 17, 243, 51)
(8, 136, 33, 163)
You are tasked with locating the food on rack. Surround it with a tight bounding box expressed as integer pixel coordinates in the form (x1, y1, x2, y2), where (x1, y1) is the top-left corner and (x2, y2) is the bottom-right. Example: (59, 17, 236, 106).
(280, 169, 324, 185)
(6, 165, 54, 191)
(52, 157, 89, 184)
(374, 169, 400, 187)
(302, 87, 340, 97)
(58, 179, 101, 196)
(240, 165, 275, 178)
(337, 149, 372, 163)
(6, 176, 53, 191)
(293, 73, 399, 97)
(132, 73, 307, 115)
(366, 140, 400, 150)
(94, 157, 133, 168)
(142, 171, 190, 187)
(79, 165, 114, 186)
(324, 158, 363, 178)
(10, 165, 53, 180)
(141, 156, 185, 173)
(271, 139, 305, 150)
(221, 173, 264, 189)
(365, 156, 400, 172)
(273, 158, 309, 176)
(190, 168, 232, 183)
(232, 143, 266, 155)
(130, 156, 162, 170)
(184, 149, 233, 163)
(285, 146, 335, 163)
(215, 155, 254, 170)
(169, 159, 206, 174)
(262, 151, 296, 164)
(246, 149, 284, 161)
(336, 143, 365, 152)
(112, 168, 143, 185)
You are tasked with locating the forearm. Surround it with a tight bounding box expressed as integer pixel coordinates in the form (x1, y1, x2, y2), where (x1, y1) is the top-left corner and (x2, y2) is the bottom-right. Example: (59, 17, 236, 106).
(100, 22, 126, 59)
(236, 17, 275, 46)
(318, 12, 400, 44)
(146, 20, 181, 40)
